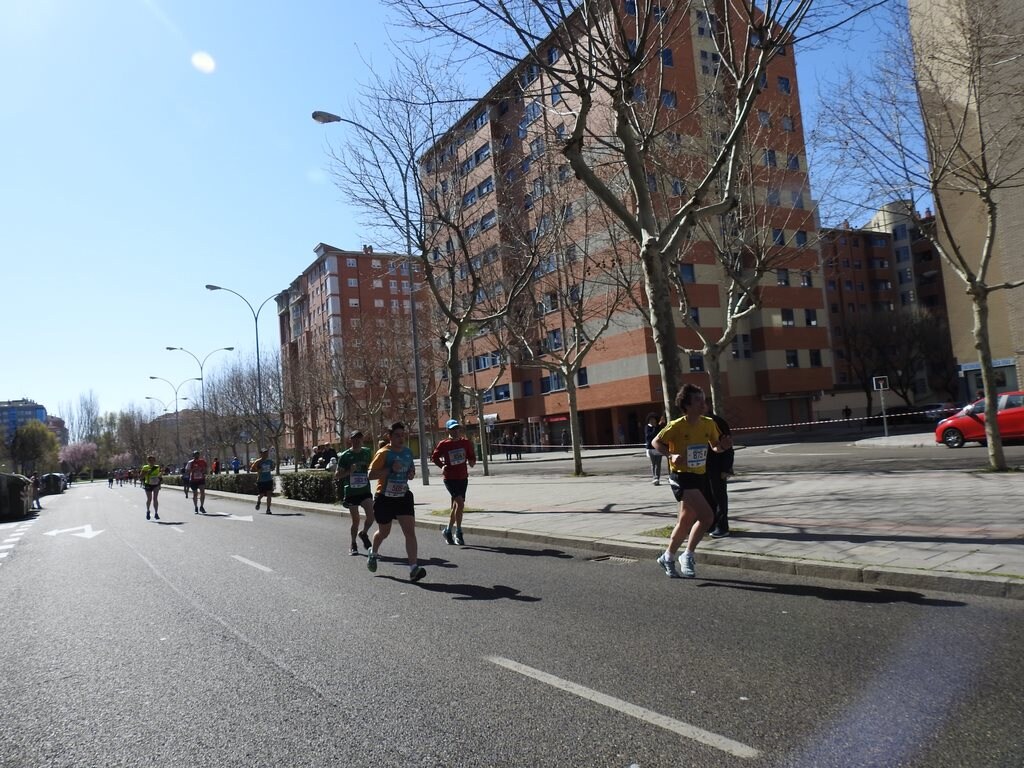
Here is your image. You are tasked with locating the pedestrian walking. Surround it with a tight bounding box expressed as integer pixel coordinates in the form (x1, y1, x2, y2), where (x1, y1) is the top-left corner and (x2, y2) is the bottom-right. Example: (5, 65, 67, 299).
(251, 449, 275, 514)
(651, 384, 732, 579)
(514, 432, 523, 460)
(29, 473, 42, 510)
(706, 413, 734, 539)
(644, 412, 665, 485)
(185, 450, 209, 514)
(230, 456, 241, 474)
(335, 430, 375, 555)
(366, 422, 425, 582)
(432, 419, 477, 546)
(140, 455, 162, 521)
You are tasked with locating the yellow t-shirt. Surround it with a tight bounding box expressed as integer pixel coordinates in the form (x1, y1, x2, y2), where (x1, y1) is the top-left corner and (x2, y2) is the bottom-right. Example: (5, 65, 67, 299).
(656, 416, 721, 475)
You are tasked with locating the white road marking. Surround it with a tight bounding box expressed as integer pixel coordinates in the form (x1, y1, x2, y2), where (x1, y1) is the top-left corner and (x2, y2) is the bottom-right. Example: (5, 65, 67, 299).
(231, 555, 273, 573)
(0, 544, 14, 550)
(4, 538, 22, 544)
(170, 527, 184, 534)
(43, 525, 103, 539)
(225, 515, 254, 522)
(486, 656, 760, 759)
(762, 444, 850, 457)
(0, 552, 8, 558)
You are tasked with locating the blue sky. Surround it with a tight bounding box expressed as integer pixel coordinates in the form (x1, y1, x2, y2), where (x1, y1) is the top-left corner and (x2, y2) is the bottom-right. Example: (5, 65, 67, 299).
(0, 0, 879, 420)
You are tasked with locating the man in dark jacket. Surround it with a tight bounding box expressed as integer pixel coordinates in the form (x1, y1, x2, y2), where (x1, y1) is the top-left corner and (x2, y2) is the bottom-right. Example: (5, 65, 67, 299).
(706, 413, 734, 538)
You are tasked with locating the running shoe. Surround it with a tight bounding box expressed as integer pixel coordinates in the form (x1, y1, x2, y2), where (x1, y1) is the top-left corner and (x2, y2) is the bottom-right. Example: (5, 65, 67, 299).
(657, 552, 680, 578)
(358, 531, 372, 551)
(441, 526, 455, 545)
(680, 551, 696, 578)
(651, 478, 660, 485)
(708, 528, 729, 539)
(200, 506, 206, 514)
(367, 549, 378, 573)
(349, 544, 359, 556)
(255, 500, 261, 510)
(146, 511, 151, 521)
(454, 527, 465, 546)
(194, 506, 199, 514)
(410, 565, 426, 582)
(154, 513, 160, 521)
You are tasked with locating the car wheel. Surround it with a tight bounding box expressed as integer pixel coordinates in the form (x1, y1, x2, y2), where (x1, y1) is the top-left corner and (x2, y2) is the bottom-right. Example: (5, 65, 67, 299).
(942, 428, 965, 449)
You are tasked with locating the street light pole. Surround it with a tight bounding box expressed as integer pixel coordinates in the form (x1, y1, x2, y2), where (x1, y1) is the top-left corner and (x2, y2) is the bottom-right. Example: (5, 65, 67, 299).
(167, 346, 235, 460)
(146, 395, 187, 454)
(205, 286, 279, 451)
(312, 110, 431, 484)
(148, 377, 200, 458)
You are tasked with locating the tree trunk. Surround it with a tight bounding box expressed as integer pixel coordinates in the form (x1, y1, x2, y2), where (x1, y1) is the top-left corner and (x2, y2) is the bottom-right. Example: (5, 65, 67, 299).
(641, 242, 683, 418)
(704, 348, 725, 416)
(971, 288, 1007, 470)
(566, 376, 584, 476)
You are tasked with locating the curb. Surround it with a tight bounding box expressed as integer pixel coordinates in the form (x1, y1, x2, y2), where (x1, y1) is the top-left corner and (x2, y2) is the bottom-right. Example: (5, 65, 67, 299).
(201, 489, 1022, 602)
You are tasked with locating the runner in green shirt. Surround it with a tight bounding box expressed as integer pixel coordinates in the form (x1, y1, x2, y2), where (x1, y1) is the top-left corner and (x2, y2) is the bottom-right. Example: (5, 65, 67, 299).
(335, 430, 375, 555)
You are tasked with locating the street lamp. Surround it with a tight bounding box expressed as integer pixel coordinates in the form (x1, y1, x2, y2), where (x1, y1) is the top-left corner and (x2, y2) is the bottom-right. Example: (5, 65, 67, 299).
(205, 285, 279, 450)
(313, 109, 431, 484)
(167, 346, 235, 459)
(148, 377, 200, 457)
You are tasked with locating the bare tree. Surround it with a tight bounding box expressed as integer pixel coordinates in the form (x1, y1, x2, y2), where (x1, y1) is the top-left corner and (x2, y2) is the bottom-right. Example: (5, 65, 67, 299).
(385, 0, 875, 416)
(818, 0, 1024, 469)
(60, 391, 102, 444)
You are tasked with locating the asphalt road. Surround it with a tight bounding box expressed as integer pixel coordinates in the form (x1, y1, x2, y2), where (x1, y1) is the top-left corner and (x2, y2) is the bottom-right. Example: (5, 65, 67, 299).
(2, 483, 1022, 767)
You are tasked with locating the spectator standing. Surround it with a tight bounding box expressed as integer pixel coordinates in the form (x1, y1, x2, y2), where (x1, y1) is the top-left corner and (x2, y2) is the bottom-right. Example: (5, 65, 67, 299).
(644, 412, 665, 485)
(230, 456, 241, 474)
(514, 432, 523, 460)
(431, 419, 477, 546)
(212, 457, 220, 475)
(30, 473, 42, 510)
(706, 413, 735, 539)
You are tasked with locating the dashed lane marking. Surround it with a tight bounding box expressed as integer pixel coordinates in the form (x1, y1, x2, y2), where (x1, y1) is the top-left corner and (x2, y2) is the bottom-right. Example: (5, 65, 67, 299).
(231, 555, 273, 573)
(486, 656, 760, 759)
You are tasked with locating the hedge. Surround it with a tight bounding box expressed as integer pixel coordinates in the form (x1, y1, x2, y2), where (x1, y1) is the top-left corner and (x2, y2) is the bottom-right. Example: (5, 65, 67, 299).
(279, 471, 339, 503)
(162, 473, 261, 495)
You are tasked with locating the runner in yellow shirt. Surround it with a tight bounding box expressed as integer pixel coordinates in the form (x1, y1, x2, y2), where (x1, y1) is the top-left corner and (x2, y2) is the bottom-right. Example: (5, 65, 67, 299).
(651, 384, 732, 578)
(140, 455, 163, 521)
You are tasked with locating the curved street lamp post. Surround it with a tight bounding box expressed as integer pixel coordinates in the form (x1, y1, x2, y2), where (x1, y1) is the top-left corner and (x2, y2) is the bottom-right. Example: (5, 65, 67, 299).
(148, 377, 200, 459)
(205, 285, 279, 451)
(312, 109, 431, 484)
(167, 345, 235, 460)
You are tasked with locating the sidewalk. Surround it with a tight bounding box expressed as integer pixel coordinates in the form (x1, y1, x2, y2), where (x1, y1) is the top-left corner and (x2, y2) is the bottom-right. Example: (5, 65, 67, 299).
(215, 434, 1024, 600)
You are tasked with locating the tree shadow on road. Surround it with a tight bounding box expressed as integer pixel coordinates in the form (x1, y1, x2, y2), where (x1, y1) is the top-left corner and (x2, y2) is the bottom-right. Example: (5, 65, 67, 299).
(378, 575, 541, 602)
(697, 578, 966, 606)
(462, 544, 573, 559)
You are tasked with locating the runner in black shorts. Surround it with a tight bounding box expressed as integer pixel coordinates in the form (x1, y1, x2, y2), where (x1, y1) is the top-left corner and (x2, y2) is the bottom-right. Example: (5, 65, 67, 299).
(335, 429, 375, 555)
(366, 422, 425, 581)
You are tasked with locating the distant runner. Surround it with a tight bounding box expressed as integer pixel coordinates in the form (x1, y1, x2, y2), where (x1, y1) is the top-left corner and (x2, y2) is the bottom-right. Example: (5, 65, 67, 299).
(252, 449, 275, 514)
(185, 450, 208, 514)
(335, 430, 375, 555)
(140, 454, 162, 521)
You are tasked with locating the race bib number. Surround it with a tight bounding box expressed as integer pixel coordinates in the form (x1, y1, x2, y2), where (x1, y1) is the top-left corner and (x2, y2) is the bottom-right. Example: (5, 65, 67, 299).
(448, 448, 466, 466)
(686, 443, 708, 469)
(350, 472, 368, 488)
(384, 479, 407, 498)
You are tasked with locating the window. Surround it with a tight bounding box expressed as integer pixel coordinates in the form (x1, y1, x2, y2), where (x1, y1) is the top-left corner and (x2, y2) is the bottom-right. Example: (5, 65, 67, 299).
(773, 228, 785, 246)
(551, 84, 562, 104)
(777, 76, 791, 94)
(389, 280, 398, 292)
(562, 202, 574, 222)
(781, 115, 795, 132)
(348, 298, 360, 308)
(671, 178, 685, 196)
(689, 306, 700, 325)
(472, 110, 488, 130)
(547, 46, 560, 64)
(827, 279, 837, 291)
(801, 270, 813, 287)
(374, 298, 384, 308)
(522, 379, 534, 396)
(371, 259, 381, 268)
(731, 333, 752, 359)
(653, 5, 667, 24)
(893, 223, 908, 240)
(401, 280, 410, 292)
(478, 176, 494, 196)
(530, 137, 545, 158)
(373, 278, 383, 288)
(632, 85, 647, 102)
(678, 263, 696, 283)
(804, 309, 818, 326)
(781, 308, 795, 327)
(346, 257, 357, 267)
(533, 176, 547, 198)
(794, 230, 808, 247)
(787, 153, 800, 171)
(661, 90, 678, 108)
(758, 110, 771, 127)
(577, 368, 589, 386)
(481, 211, 497, 230)
(661, 48, 674, 66)
(555, 124, 567, 142)
(809, 349, 822, 367)
(777, 268, 790, 286)
(689, 353, 705, 372)
(624, 0, 636, 15)
(494, 384, 511, 401)
(521, 157, 531, 174)
(763, 149, 777, 167)
(785, 349, 799, 368)
(791, 191, 805, 209)
(546, 329, 563, 351)
(767, 188, 781, 206)
(347, 277, 358, 288)
(524, 193, 533, 211)
(895, 246, 911, 263)
(462, 188, 477, 208)
(520, 63, 540, 88)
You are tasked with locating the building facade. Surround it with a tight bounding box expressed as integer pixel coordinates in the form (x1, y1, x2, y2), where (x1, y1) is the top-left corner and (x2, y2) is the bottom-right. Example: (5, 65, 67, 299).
(277, 244, 431, 459)
(1, 399, 48, 444)
(419, 0, 832, 447)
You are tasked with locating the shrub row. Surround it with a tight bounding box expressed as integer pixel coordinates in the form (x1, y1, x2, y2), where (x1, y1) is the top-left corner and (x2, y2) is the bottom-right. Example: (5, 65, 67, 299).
(162, 473, 261, 495)
(279, 471, 339, 504)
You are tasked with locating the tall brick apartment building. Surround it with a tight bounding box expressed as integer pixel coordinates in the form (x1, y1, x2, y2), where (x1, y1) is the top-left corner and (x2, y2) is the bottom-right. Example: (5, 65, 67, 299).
(419, 1, 831, 446)
(277, 244, 430, 459)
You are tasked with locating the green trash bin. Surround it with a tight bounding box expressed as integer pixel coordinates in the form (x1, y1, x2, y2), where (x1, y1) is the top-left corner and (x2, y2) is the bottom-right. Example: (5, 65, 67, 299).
(0, 473, 32, 519)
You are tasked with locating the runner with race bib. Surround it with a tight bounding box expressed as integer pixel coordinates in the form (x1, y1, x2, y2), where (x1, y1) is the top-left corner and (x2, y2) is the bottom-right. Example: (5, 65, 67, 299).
(366, 422, 425, 582)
